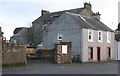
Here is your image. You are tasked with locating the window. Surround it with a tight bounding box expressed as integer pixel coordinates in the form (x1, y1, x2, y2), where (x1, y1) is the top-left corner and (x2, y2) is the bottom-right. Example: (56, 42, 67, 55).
(58, 34, 62, 40)
(107, 32, 111, 43)
(88, 47, 93, 61)
(98, 31, 103, 42)
(43, 24, 48, 30)
(88, 29, 93, 42)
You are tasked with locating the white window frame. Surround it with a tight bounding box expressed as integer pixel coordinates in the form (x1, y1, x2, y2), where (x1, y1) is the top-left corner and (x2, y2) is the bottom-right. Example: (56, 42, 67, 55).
(98, 31, 103, 42)
(107, 32, 111, 43)
(88, 29, 93, 42)
(57, 33, 62, 41)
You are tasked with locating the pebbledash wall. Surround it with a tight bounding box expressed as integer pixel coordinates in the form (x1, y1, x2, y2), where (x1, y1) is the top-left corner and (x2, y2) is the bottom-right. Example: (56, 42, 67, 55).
(82, 29, 115, 62)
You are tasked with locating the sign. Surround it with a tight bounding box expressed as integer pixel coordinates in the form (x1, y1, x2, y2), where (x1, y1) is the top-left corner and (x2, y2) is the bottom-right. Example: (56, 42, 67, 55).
(62, 45, 67, 54)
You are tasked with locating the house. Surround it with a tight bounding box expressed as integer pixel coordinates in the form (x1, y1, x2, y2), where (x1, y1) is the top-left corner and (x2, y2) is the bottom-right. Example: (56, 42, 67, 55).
(114, 23, 120, 60)
(42, 4, 115, 62)
(32, 2, 101, 46)
(12, 27, 32, 45)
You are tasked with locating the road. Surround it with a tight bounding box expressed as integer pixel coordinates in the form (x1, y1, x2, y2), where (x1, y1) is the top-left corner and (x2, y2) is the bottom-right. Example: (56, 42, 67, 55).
(2, 60, 119, 74)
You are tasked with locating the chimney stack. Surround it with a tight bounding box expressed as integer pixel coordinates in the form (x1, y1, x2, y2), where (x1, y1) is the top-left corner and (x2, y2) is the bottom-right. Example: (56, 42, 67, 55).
(41, 10, 50, 16)
(84, 2, 92, 10)
(93, 12, 101, 20)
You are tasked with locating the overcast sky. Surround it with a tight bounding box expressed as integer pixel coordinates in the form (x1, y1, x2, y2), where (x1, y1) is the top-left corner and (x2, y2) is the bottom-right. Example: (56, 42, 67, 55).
(0, 0, 119, 40)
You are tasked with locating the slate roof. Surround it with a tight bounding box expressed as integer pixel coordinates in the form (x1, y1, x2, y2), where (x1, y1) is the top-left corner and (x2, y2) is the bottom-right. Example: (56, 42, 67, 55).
(117, 23, 120, 31)
(33, 5, 113, 32)
(13, 27, 24, 34)
(33, 8, 84, 23)
(67, 12, 113, 32)
(15, 27, 30, 37)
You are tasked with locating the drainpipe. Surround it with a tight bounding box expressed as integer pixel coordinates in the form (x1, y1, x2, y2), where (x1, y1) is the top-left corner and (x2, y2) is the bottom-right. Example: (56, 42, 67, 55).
(45, 28, 47, 49)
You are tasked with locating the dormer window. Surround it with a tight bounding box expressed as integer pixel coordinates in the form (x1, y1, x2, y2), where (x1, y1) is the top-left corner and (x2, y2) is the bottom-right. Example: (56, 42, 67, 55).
(88, 29, 93, 42)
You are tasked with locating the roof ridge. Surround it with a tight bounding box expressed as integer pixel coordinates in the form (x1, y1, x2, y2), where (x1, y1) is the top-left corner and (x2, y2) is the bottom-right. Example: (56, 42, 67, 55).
(50, 7, 84, 14)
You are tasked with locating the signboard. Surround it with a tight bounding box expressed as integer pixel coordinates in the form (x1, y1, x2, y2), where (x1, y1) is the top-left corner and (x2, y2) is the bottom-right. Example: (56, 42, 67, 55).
(62, 45, 67, 54)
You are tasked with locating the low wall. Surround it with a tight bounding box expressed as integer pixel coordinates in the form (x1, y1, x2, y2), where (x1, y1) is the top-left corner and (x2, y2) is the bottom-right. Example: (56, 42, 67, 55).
(2, 44, 27, 65)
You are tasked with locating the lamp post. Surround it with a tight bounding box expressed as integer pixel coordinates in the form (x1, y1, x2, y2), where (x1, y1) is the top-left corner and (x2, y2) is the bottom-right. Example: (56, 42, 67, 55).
(118, 39, 120, 61)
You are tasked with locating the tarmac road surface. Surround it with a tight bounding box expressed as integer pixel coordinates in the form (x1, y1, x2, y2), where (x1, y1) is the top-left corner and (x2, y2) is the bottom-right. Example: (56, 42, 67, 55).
(2, 60, 119, 74)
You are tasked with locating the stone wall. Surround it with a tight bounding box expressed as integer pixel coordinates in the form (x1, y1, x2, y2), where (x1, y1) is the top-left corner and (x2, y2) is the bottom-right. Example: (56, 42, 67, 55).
(2, 44, 27, 65)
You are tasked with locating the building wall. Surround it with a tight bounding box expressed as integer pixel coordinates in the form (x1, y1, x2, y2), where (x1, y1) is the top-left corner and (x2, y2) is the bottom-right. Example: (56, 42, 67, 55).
(32, 22, 44, 45)
(14, 28, 31, 45)
(82, 29, 115, 62)
(15, 36, 28, 45)
(43, 13, 82, 56)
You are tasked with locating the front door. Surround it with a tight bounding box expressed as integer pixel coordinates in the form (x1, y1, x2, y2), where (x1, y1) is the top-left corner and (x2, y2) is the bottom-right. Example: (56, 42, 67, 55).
(97, 47, 101, 61)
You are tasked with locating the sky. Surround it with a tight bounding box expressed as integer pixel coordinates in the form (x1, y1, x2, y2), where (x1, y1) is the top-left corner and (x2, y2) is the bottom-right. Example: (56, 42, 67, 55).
(0, 0, 119, 40)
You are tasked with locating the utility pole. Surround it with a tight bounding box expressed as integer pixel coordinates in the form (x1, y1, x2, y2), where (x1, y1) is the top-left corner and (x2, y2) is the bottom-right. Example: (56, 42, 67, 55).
(0, 27, 3, 76)
(117, 39, 120, 61)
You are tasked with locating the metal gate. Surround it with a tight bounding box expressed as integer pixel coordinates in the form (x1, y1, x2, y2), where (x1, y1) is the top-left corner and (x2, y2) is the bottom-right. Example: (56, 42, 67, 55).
(40, 49, 54, 63)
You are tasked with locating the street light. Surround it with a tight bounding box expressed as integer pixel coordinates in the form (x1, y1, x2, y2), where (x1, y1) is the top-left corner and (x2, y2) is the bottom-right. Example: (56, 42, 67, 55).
(117, 38, 120, 61)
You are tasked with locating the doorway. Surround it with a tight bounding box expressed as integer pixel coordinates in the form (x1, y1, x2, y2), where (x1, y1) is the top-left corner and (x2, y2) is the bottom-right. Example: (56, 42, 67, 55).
(97, 47, 101, 61)
(107, 47, 111, 60)
(88, 47, 93, 61)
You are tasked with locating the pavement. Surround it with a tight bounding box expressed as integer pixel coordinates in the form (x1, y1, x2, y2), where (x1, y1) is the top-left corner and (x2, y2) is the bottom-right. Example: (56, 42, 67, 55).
(2, 59, 119, 74)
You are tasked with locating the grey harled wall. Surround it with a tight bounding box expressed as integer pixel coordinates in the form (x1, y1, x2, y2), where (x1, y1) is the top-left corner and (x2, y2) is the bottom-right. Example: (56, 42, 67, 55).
(43, 13, 83, 56)
(32, 22, 43, 45)
(14, 28, 31, 45)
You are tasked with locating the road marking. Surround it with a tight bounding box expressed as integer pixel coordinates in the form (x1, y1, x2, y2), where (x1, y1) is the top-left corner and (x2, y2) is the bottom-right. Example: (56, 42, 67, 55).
(61, 67, 65, 68)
